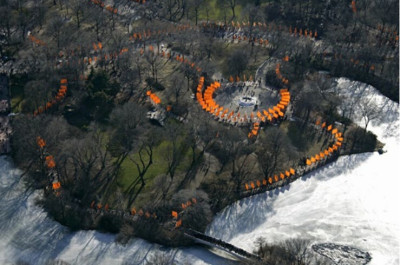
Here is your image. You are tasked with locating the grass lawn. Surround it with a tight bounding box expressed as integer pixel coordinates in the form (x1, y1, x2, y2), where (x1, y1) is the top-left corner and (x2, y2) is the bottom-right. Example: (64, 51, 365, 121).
(196, 0, 243, 22)
(116, 139, 194, 194)
(9, 74, 29, 113)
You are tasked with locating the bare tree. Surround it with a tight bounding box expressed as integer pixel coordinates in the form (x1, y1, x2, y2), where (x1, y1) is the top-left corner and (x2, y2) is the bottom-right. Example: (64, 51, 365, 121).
(159, 0, 186, 22)
(357, 95, 386, 132)
(226, 0, 237, 20)
(162, 121, 190, 181)
(70, 0, 84, 28)
(292, 81, 323, 127)
(144, 48, 163, 82)
(256, 127, 289, 178)
(88, 7, 106, 41)
(23, 79, 52, 113)
(126, 128, 161, 206)
(104, 102, 148, 200)
(190, 0, 204, 26)
(47, 16, 64, 48)
(226, 49, 249, 77)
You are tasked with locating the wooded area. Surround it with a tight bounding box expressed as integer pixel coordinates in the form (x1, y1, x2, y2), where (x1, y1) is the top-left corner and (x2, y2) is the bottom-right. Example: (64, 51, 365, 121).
(0, 0, 396, 251)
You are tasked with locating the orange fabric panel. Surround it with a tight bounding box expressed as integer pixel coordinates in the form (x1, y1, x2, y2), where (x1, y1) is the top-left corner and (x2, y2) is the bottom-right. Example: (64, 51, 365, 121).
(172, 211, 178, 218)
(250, 182, 255, 189)
(52, 182, 61, 190)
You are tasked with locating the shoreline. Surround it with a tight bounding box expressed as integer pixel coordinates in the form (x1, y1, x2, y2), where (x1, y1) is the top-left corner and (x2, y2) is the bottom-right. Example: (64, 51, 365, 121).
(0, 74, 11, 155)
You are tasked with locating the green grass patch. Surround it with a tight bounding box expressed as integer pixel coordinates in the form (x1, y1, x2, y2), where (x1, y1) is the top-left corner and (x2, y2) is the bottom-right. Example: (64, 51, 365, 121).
(196, 0, 244, 22)
(9, 74, 29, 113)
(116, 139, 193, 193)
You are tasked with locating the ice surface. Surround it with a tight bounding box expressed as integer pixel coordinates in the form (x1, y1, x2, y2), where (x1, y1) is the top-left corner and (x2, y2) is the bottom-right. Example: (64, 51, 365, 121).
(206, 78, 400, 265)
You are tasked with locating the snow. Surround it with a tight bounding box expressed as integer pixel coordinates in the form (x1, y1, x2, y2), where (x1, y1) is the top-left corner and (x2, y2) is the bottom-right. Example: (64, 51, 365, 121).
(0, 157, 232, 265)
(206, 78, 400, 264)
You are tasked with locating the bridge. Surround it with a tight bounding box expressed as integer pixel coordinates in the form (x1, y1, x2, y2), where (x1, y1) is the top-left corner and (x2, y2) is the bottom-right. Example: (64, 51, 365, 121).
(184, 229, 262, 263)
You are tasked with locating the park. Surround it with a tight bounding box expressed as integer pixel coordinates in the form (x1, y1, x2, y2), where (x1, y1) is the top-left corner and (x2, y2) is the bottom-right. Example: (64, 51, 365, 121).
(0, 0, 398, 264)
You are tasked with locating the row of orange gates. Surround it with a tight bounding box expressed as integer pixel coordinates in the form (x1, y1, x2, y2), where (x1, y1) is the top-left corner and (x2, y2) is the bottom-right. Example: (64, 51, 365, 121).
(195, 57, 291, 139)
(248, 58, 291, 138)
(321, 52, 377, 72)
(36, 136, 62, 191)
(195, 77, 290, 127)
(306, 120, 344, 165)
(243, 119, 344, 192)
(88, 197, 198, 228)
(140, 44, 203, 73)
(130, 24, 193, 41)
(33, 79, 67, 117)
(202, 20, 318, 40)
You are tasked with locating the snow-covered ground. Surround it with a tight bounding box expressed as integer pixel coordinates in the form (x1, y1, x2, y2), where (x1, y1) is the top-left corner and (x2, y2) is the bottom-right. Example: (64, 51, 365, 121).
(207, 78, 400, 265)
(0, 78, 398, 264)
(0, 156, 234, 265)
